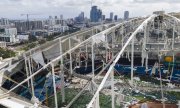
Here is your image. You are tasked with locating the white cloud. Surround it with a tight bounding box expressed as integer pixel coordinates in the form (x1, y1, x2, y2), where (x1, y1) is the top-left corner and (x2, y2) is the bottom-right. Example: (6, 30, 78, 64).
(133, 0, 180, 3)
(0, 0, 179, 19)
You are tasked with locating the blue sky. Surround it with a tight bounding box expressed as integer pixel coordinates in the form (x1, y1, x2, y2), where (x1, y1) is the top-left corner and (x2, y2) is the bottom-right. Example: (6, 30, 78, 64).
(0, 0, 180, 19)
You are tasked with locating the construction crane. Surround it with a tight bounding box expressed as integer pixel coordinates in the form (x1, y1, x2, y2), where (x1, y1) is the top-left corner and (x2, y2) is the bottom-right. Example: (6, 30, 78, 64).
(21, 14, 39, 31)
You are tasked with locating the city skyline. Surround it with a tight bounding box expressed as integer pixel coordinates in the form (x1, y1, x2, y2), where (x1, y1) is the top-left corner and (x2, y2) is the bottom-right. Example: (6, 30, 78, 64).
(0, 0, 180, 19)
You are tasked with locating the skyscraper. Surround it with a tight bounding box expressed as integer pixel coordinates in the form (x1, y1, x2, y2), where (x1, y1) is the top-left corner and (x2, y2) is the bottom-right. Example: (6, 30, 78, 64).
(80, 12, 84, 21)
(48, 16, 55, 26)
(60, 15, 63, 20)
(90, 6, 102, 22)
(55, 16, 58, 19)
(98, 9, 102, 22)
(102, 15, 105, 20)
(0, 18, 9, 26)
(75, 12, 85, 23)
(110, 12, 114, 21)
(114, 15, 118, 21)
(124, 11, 129, 20)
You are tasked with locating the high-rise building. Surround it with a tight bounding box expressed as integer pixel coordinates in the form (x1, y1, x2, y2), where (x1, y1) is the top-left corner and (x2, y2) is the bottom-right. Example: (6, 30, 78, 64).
(14, 21, 27, 32)
(48, 16, 55, 26)
(110, 12, 114, 21)
(102, 15, 105, 20)
(29, 21, 43, 30)
(124, 11, 129, 20)
(55, 19, 65, 26)
(98, 10, 102, 22)
(90, 6, 102, 22)
(0, 18, 9, 26)
(75, 12, 85, 23)
(81, 12, 84, 20)
(79, 12, 85, 21)
(60, 15, 63, 20)
(49, 16, 53, 19)
(114, 15, 118, 21)
(0, 28, 18, 43)
(15, 20, 43, 32)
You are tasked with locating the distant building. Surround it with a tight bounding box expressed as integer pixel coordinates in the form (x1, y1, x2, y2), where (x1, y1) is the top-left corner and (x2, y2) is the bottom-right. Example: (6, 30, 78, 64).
(14, 20, 43, 32)
(17, 35, 29, 41)
(49, 25, 69, 33)
(75, 12, 85, 23)
(0, 18, 9, 26)
(80, 12, 84, 21)
(29, 21, 43, 30)
(110, 12, 114, 21)
(47, 16, 66, 27)
(48, 16, 55, 26)
(153, 11, 165, 15)
(55, 16, 58, 19)
(66, 18, 74, 25)
(114, 15, 118, 21)
(102, 15, 105, 20)
(90, 6, 102, 22)
(124, 11, 129, 20)
(55, 19, 65, 26)
(0, 41, 6, 48)
(98, 10, 102, 22)
(169, 12, 180, 19)
(14, 21, 26, 32)
(60, 15, 63, 20)
(0, 28, 18, 43)
(29, 30, 47, 37)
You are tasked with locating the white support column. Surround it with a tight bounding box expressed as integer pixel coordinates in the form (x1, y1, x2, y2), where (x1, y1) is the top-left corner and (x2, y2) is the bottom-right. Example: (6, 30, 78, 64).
(92, 39, 95, 80)
(112, 31, 115, 58)
(131, 37, 134, 85)
(69, 38, 73, 75)
(159, 61, 165, 108)
(95, 93, 100, 108)
(92, 27, 94, 36)
(30, 51, 34, 72)
(96, 27, 98, 34)
(121, 26, 124, 57)
(170, 20, 175, 82)
(164, 32, 167, 49)
(24, 54, 30, 87)
(79, 48, 81, 67)
(28, 57, 35, 98)
(122, 26, 124, 47)
(145, 53, 148, 74)
(51, 63, 58, 108)
(142, 25, 147, 67)
(105, 34, 108, 63)
(145, 25, 148, 74)
(59, 39, 65, 103)
(111, 69, 115, 108)
(178, 101, 180, 108)
(85, 44, 88, 68)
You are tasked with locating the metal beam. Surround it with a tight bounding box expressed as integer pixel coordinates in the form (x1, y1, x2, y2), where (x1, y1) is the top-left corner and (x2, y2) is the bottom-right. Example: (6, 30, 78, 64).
(87, 15, 156, 108)
(59, 38, 65, 103)
(28, 57, 35, 98)
(51, 63, 58, 108)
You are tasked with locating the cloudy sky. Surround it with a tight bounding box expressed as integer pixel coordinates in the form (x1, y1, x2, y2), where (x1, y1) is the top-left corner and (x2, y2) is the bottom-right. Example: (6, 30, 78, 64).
(0, 0, 180, 19)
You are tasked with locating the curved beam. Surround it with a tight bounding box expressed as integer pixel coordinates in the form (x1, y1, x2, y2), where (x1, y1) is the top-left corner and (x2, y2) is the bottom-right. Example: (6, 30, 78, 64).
(87, 14, 156, 108)
(165, 13, 180, 23)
